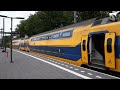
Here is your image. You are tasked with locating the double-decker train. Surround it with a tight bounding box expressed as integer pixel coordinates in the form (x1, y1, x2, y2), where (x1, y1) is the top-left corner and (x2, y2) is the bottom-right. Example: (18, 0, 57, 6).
(12, 12, 120, 72)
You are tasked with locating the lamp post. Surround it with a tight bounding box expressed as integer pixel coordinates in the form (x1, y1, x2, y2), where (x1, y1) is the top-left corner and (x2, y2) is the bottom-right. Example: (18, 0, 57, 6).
(74, 11, 77, 24)
(0, 15, 7, 50)
(0, 15, 24, 63)
(2, 18, 5, 52)
(4, 30, 6, 52)
(0, 28, 3, 49)
(10, 17, 24, 63)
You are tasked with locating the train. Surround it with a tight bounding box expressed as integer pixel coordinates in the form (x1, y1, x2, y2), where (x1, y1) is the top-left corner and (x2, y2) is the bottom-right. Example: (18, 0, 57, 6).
(12, 13, 120, 73)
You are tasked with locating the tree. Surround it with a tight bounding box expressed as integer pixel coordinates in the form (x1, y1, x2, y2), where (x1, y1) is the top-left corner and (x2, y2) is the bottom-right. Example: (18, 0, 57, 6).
(77, 11, 111, 22)
(15, 11, 111, 38)
(15, 11, 74, 37)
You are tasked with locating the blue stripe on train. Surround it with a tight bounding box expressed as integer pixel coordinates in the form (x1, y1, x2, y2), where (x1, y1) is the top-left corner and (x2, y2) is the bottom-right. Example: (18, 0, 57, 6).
(27, 36, 120, 60)
(115, 36, 120, 58)
(29, 44, 81, 61)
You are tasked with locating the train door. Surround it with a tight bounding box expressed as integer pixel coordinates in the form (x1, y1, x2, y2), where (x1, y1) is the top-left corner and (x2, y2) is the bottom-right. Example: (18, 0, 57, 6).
(81, 35, 88, 64)
(104, 33, 116, 69)
(87, 31, 116, 69)
(89, 33, 105, 66)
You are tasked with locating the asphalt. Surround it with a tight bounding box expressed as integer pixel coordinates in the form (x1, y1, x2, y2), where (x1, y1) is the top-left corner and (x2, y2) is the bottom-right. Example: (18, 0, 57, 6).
(0, 48, 119, 79)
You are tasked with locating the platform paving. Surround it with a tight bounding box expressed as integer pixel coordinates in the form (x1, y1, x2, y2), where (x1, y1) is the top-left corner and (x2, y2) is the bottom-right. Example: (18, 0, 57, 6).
(0, 48, 119, 79)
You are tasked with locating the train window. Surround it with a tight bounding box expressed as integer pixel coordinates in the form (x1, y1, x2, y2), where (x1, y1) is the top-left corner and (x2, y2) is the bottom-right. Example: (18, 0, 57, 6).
(82, 40, 86, 51)
(48, 35, 52, 39)
(46, 36, 49, 40)
(52, 33, 60, 39)
(36, 37, 39, 41)
(40, 37, 46, 40)
(33, 38, 36, 41)
(39, 37, 43, 40)
(107, 38, 112, 53)
(32, 38, 34, 41)
(34, 38, 36, 41)
(45, 36, 48, 40)
(61, 31, 72, 38)
(36, 38, 38, 41)
(35, 38, 38, 41)
(38, 37, 41, 40)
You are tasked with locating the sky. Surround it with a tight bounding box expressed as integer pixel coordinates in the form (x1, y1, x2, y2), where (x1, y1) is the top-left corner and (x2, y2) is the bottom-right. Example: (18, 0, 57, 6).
(0, 11, 36, 38)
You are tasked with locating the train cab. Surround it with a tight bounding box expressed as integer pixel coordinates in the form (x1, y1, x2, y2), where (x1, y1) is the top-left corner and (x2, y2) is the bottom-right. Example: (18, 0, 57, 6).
(19, 39, 30, 52)
(12, 39, 21, 49)
(81, 17, 120, 72)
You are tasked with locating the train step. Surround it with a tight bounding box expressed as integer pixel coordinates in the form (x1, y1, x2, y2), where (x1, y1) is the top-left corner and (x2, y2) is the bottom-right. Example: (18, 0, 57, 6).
(87, 63, 107, 70)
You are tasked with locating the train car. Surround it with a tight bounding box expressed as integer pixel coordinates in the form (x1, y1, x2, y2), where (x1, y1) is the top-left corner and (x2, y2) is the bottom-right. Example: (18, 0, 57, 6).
(28, 16, 120, 72)
(19, 38, 30, 52)
(12, 39, 21, 49)
(81, 18, 120, 72)
(17, 11, 120, 72)
(29, 18, 96, 66)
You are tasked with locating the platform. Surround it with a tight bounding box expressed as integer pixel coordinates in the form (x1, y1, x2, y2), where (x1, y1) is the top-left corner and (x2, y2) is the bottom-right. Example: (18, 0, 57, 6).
(0, 48, 119, 79)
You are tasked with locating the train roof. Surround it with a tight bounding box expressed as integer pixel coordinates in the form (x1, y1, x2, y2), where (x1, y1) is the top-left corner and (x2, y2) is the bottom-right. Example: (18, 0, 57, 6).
(30, 16, 120, 38)
(31, 18, 97, 38)
(12, 39, 21, 41)
(91, 17, 117, 26)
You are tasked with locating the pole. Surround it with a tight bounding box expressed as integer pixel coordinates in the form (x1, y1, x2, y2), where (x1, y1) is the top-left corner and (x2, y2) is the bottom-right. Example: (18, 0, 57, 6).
(2, 18, 5, 52)
(0, 29, 3, 49)
(1, 29, 3, 49)
(4, 18, 6, 52)
(3, 18, 4, 48)
(4, 31, 6, 52)
(74, 11, 77, 24)
(10, 18, 13, 63)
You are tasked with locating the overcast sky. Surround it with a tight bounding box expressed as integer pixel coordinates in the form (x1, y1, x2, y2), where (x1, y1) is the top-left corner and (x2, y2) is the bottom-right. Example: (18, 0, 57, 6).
(0, 11, 36, 38)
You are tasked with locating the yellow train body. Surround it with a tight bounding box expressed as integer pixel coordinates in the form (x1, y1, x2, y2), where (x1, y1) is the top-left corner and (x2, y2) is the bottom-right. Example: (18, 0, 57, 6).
(14, 17, 120, 72)
(12, 39, 21, 49)
(19, 39, 30, 52)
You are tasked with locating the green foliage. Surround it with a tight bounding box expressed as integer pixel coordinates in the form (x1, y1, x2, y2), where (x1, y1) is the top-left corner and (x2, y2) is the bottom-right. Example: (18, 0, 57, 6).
(15, 11, 111, 37)
(77, 11, 111, 22)
(0, 35, 11, 47)
(4, 35, 11, 43)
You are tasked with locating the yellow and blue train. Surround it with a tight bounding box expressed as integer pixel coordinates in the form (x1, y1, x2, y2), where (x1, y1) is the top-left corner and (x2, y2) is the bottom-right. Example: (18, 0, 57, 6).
(13, 16, 120, 72)
(12, 39, 21, 49)
(19, 38, 30, 51)
(13, 38, 30, 51)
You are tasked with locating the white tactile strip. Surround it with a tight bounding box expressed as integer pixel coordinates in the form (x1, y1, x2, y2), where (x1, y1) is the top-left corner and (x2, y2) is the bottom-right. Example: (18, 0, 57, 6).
(37, 56, 120, 79)
(12, 49, 91, 79)
(21, 50, 120, 79)
(88, 73, 93, 75)
(11, 49, 120, 79)
(39, 57, 120, 79)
